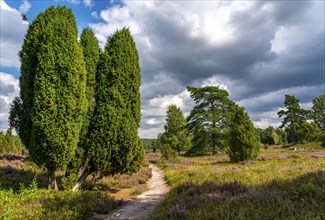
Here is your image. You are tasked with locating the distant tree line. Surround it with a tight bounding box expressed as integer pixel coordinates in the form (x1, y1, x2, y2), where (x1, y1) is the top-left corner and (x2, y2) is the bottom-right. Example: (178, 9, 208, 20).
(141, 139, 158, 152)
(0, 129, 25, 154)
(158, 87, 325, 162)
(9, 6, 144, 190)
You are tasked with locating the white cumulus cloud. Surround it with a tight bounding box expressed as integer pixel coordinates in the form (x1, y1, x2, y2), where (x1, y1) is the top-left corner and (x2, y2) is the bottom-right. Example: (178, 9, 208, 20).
(0, 0, 28, 68)
(0, 72, 20, 131)
(19, 0, 31, 14)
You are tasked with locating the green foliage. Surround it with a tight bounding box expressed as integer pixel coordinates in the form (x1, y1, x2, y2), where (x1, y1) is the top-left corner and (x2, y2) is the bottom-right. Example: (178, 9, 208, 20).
(256, 127, 282, 145)
(256, 127, 274, 145)
(10, 6, 88, 189)
(31, 6, 87, 187)
(160, 144, 178, 162)
(67, 28, 101, 177)
(0, 129, 25, 154)
(159, 105, 192, 153)
(278, 95, 310, 143)
(228, 106, 260, 162)
(311, 95, 325, 130)
(80, 28, 100, 102)
(85, 28, 144, 176)
(0, 188, 119, 220)
(187, 86, 235, 154)
(0, 154, 154, 218)
(142, 139, 157, 152)
(271, 129, 281, 145)
(320, 131, 325, 148)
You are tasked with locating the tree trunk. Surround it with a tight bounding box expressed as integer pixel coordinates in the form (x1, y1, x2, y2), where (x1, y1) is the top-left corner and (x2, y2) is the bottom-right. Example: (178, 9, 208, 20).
(48, 168, 58, 190)
(71, 167, 93, 192)
(212, 145, 217, 155)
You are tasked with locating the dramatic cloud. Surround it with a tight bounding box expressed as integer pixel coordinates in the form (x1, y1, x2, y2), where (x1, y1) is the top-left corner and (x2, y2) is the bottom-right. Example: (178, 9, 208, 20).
(1, 0, 323, 138)
(0, 1, 28, 69)
(0, 72, 20, 131)
(89, 1, 324, 138)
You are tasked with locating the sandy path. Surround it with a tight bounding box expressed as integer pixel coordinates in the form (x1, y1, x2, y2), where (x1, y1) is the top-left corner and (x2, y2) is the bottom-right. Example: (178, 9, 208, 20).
(104, 164, 168, 220)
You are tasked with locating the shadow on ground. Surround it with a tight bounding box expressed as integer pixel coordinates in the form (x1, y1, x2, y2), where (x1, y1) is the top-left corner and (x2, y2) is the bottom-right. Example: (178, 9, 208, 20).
(150, 171, 325, 220)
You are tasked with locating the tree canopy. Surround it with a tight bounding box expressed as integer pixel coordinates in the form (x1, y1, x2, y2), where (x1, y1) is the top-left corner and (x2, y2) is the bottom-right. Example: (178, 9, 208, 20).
(10, 6, 87, 189)
(278, 95, 320, 143)
(228, 105, 260, 162)
(72, 28, 144, 191)
(158, 105, 192, 153)
(66, 27, 101, 177)
(186, 86, 235, 154)
(312, 95, 325, 130)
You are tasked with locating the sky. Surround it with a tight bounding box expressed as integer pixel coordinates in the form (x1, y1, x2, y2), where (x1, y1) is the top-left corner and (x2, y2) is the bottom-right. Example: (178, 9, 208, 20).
(0, 0, 324, 138)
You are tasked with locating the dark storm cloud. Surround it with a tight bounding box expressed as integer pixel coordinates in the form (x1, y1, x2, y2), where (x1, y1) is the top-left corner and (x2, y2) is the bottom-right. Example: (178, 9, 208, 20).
(90, 0, 324, 137)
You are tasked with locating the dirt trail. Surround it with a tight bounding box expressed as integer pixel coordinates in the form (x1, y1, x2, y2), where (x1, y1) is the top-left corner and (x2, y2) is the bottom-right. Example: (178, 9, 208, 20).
(105, 164, 169, 220)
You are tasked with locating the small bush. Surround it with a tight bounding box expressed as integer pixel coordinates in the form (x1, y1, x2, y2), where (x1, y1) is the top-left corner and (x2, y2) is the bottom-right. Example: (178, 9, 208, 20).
(160, 144, 178, 162)
(264, 144, 270, 150)
(228, 106, 260, 163)
(0, 130, 25, 154)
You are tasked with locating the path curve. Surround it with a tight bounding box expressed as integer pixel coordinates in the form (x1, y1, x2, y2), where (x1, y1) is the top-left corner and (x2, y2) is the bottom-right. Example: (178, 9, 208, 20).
(105, 164, 168, 220)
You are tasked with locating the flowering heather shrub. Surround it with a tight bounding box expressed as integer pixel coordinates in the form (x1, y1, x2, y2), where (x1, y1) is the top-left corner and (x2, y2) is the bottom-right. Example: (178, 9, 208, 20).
(310, 152, 325, 158)
(146, 152, 161, 163)
(277, 155, 289, 160)
(167, 199, 187, 218)
(258, 156, 272, 161)
(226, 165, 240, 172)
(218, 182, 250, 195)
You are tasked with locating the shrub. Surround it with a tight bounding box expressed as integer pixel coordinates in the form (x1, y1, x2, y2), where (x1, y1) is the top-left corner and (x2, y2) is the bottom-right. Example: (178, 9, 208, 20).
(161, 144, 178, 162)
(228, 106, 260, 162)
(0, 130, 25, 154)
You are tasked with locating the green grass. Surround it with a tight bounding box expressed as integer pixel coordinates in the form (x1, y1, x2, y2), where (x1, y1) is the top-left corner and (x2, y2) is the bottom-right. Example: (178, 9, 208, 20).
(0, 153, 152, 220)
(0, 180, 122, 220)
(149, 143, 325, 219)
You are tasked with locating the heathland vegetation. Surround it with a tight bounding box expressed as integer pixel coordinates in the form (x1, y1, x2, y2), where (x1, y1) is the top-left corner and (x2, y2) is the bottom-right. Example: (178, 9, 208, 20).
(0, 4, 324, 220)
(149, 93, 324, 219)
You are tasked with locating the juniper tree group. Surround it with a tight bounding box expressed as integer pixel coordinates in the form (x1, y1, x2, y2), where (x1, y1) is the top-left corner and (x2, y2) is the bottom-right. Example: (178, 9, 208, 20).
(72, 28, 144, 191)
(9, 6, 144, 190)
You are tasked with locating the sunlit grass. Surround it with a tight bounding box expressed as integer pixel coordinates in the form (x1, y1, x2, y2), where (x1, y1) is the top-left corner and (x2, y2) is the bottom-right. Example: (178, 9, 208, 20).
(150, 143, 325, 219)
(0, 153, 153, 219)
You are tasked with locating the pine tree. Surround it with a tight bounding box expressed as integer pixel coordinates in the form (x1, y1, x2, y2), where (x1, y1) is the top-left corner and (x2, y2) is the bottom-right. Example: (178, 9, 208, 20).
(159, 105, 192, 153)
(228, 105, 260, 162)
(312, 95, 325, 130)
(278, 95, 310, 143)
(72, 28, 144, 191)
(11, 6, 87, 189)
(187, 86, 235, 155)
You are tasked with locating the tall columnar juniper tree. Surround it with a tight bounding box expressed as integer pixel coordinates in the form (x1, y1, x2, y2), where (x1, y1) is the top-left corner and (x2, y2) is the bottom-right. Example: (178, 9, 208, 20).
(66, 28, 101, 176)
(72, 28, 144, 191)
(10, 6, 87, 190)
